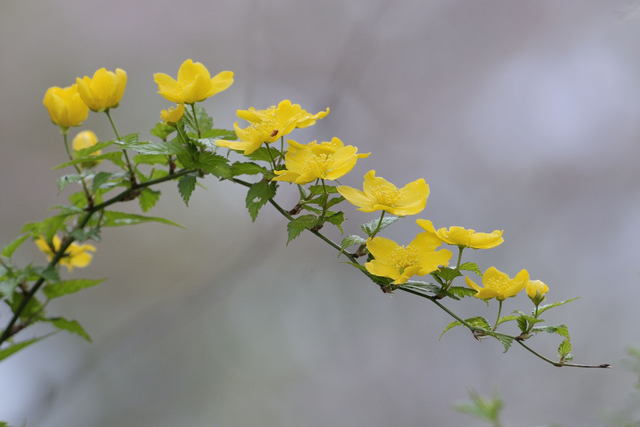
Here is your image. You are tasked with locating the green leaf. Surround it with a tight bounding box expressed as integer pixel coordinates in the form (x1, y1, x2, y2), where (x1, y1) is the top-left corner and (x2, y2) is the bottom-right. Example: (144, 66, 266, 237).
(308, 185, 339, 195)
(459, 262, 482, 276)
(0, 277, 20, 299)
(401, 281, 442, 295)
(2, 234, 30, 258)
(446, 286, 477, 299)
(435, 267, 462, 282)
(558, 338, 573, 359)
(53, 152, 124, 170)
(287, 214, 318, 243)
(91, 171, 113, 192)
(440, 316, 491, 339)
(454, 390, 503, 425)
(493, 334, 514, 352)
(231, 162, 267, 176)
(246, 147, 283, 163)
(196, 152, 232, 178)
(531, 324, 570, 339)
(497, 314, 519, 326)
(326, 196, 345, 209)
(360, 215, 399, 236)
(537, 297, 579, 315)
(178, 175, 197, 206)
(22, 215, 68, 241)
(102, 211, 181, 228)
(0, 421, 10, 427)
(57, 174, 84, 192)
(46, 317, 92, 342)
(139, 188, 161, 212)
(245, 181, 276, 222)
(150, 122, 176, 140)
(184, 105, 213, 134)
(340, 235, 366, 251)
(440, 320, 462, 338)
(74, 140, 114, 156)
(120, 140, 187, 156)
(324, 211, 345, 232)
(0, 337, 45, 361)
(43, 278, 105, 299)
(134, 154, 170, 166)
(516, 316, 528, 333)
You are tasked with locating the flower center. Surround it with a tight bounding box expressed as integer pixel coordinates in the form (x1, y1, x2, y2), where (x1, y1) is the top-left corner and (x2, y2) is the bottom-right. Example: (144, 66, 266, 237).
(372, 188, 400, 206)
(484, 275, 508, 293)
(390, 246, 419, 273)
(310, 153, 333, 176)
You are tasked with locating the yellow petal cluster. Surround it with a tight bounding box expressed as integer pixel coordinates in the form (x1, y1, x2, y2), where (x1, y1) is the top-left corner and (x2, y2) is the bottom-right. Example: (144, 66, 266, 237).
(465, 267, 529, 300)
(160, 104, 185, 124)
(272, 138, 370, 184)
(72, 130, 102, 168)
(526, 279, 549, 300)
(42, 85, 89, 129)
(76, 68, 127, 112)
(216, 100, 330, 155)
(154, 59, 233, 104)
(365, 233, 452, 284)
(416, 219, 504, 249)
(337, 170, 429, 216)
(35, 235, 96, 272)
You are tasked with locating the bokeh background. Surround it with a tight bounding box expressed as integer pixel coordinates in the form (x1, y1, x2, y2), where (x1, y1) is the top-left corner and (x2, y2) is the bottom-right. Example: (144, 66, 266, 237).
(2, 0, 640, 426)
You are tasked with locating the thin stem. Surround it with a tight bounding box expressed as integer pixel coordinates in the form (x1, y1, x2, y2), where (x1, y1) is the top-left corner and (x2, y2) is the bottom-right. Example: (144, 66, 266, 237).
(105, 109, 136, 185)
(190, 103, 201, 139)
(62, 131, 94, 208)
(492, 300, 503, 332)
(0, 168, 195, 345)
(263, 143, 277, 171)
(369, 211, 386, 239)
(456, 246, 464, 268)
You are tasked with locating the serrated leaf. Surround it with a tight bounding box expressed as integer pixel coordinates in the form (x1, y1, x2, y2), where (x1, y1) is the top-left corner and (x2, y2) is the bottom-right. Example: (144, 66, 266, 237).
(43, 278, 105, 299)
(102, 211, 181, 228)
(558, 338, 572, 358)
(2, 234, 29, 258)
(0, 336, 45, 361)
(134, 154, 170, 166)
(231, 162, 267, 176)
(150, 122, 176, 140)
(245, 181, 276, 222)
(440, 320, 463, 338)
(326, 196, 345, 209)
(308, 185, 339, 195)
(340, 235, 366, 251)
(22, 215, 68, 241)
(361, 215, 399, 236)
(401, 281, 442, 295)
(46, 317, 92, 342)
(537, 297, 579, 315)
(493, 334, 514, 352)
(435, 267, 462, 282)
(74, 140, 114, 157)
(459, 262, 482, 276)
(139, 188, 161, 212)
(531, 324, 570, 339)
(91, 171, 113, 192)
(184, 105, 213, 134)
(246, 147, 283, 162)
(324, 211, 345, 232)
(196, 152, 232, 178)
(287, 214, 318, 243)
(178, 175, 196, 206)
(201, 128, 236, 140)
(497, 315, 519, 326)
(57, 174, 84, 192)
(121, 140, 187, 156)
(446, 286, 477, 299)
(440, 316, 491, 339)
(516, 316, 528, 333)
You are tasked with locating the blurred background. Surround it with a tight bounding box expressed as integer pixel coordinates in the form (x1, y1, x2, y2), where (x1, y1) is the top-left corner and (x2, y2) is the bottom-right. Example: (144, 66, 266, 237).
(1, 0, 640, 425)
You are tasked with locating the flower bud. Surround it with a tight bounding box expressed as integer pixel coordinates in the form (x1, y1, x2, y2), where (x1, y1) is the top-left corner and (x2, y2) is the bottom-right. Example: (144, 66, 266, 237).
(72, 130, 102, 168)
(526, 279, 549, 304)
(42, 84, 89, 129)
(160, 104, 185, 124)
(76, 68, 127, 112)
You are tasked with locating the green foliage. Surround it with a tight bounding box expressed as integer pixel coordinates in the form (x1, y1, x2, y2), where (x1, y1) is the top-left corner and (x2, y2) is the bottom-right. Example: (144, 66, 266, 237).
(102, 211, 181, 228)
(308, 184, 338, 195)
(446, 286, 477, 299)
(178, 175, 197, 206)
(91, 171, 113, 192)
(54, 152, 124, 170)
(57, 174, 84, 192)
(43, 278, 105, 299)
(0, 337, 45, 362)
(492, 334, 514, 353)
(287, 214, 318, 243)
(194, 152, 232, 178)
(324, 211, 345, 232)
(339, 235, 366, 253)
(360, 215, 399, 236)
(150, 122, 175, 140)
(441, 316, 491, 338)
(46, 317, 92, 342)
(401, 281, 441, 295)
(1, 234, 29, 258)
(435, 266, 462, 282)
(139, 188, 161, 212)
(231, 162, 268, 177)
(22, 214, 68, 241)
(246, 146, 283, 163)
(538, 297, 579, 315)
(454, 390, 504, 427)
(134, 154, 170, 166)
(245, 181, 276, 222)
(459, 261, 482, 276)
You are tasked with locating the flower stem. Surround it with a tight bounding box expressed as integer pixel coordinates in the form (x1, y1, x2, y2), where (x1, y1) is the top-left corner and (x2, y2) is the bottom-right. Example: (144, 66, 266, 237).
(492, 300, 503, 332)
(62, 130, 93, 208)
(369, 211, 386, 239)
(190, 103, 201, 139)
(105, 109, 136, 185)
(263, 143, 277, 171)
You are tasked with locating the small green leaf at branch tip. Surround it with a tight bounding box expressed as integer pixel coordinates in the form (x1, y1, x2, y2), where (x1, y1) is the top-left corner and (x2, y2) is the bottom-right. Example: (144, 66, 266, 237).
(43, 278, 105, 299)
(538, 297, 579, 315)
(139, 188, 161, 212)
(245, 181, 276, 222)
(178, 175, 197, 206)
(287, 214, 318, 244)
(360, 215, 399, 236)
(2, 234, 29, 258)
(0, 336, 46, 361)
(102, 211, 182, 228)
(459, 262, 482, 276)
(46, 317, 92, 342)
(558, 339, 573, 360)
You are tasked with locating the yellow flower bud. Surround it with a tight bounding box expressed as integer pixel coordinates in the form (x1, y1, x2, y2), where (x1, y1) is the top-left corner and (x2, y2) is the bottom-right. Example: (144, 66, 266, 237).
(154, 59, 233, 104)
(526, 279, 549, 302)
(76, 68, 127, 112)
(160, 104, 185, 124)
(72, 130, 102, 168)
(35, 235, 96, 272)
(42, 84, 89, 129)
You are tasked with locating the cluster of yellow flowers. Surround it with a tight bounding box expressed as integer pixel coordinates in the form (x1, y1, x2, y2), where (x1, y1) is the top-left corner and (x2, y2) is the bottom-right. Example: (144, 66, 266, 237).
(40, 58, 551, 307)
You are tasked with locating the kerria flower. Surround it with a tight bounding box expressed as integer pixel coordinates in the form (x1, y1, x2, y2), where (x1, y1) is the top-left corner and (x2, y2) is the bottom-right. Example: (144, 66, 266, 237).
(337, 170, 429, 216)
(35, 235, 96, 272)
(72, 130, 101, 168)
(216, 100, 329, 155)
(76, 67, 127, 112)
(526, 279, 549, 303)
(365, 233, 452, 284)
(416, 219, 504, 249)
(153, 59, 233, 104)
(160, 104, 185, 124)
(465, 267, 529, 300)
(42, 84, 89, 129)
(272, 137, 370, 184)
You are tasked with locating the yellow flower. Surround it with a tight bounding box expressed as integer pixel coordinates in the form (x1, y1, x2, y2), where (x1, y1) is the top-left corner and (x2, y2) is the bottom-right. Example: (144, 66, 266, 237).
(153, 59, 233, 104)
(272, 138, 370, 184)
(160, 104, 185, 124)
(337, 170, 429, 216)
(35, 235, 96, 272)
(76, 68, 127, 112)
(465, 267, 529, 300)
(365, 233, 452, 284)
(42, 84, 89, 129)
(416, 219, 504, 249)
(526, 279, 549, 301)
(216, 100, 330, 155)
(72, 130, 102, 168)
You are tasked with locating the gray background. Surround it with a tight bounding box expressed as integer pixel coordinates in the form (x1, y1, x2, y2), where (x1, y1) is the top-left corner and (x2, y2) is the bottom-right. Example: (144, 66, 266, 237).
(1, 0, 640, 426)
